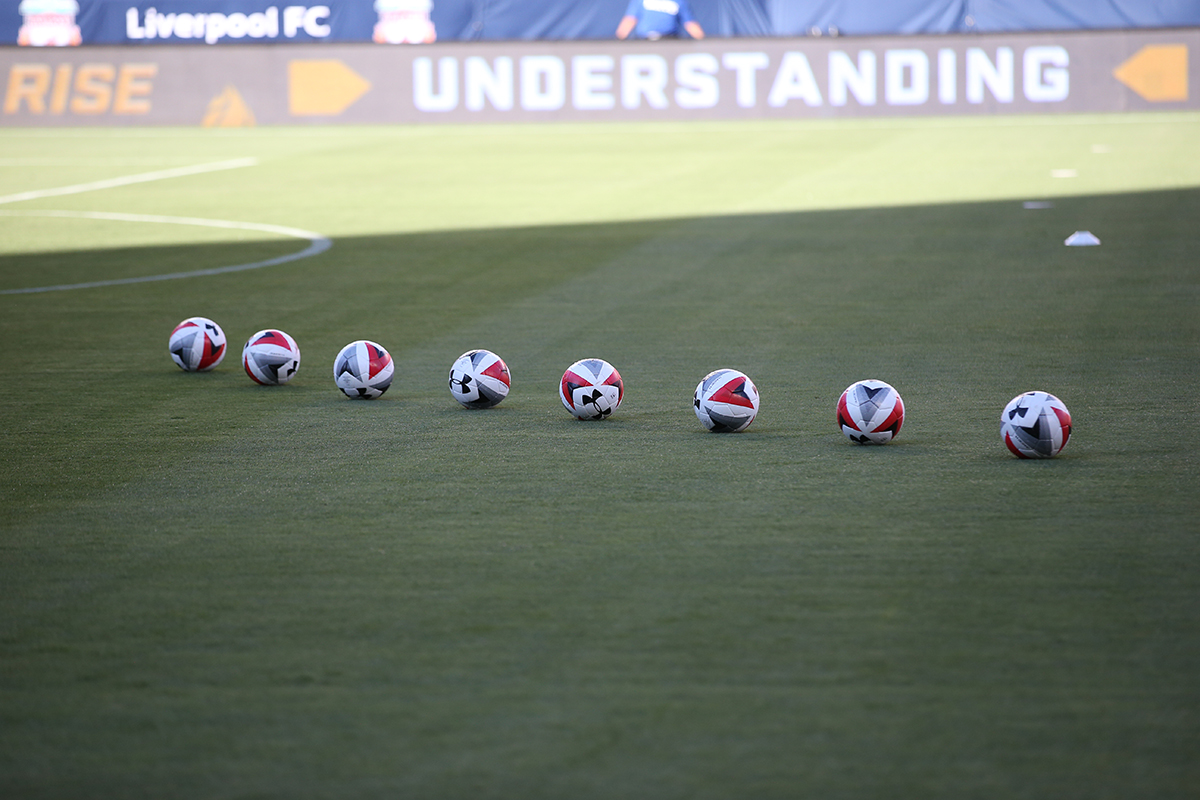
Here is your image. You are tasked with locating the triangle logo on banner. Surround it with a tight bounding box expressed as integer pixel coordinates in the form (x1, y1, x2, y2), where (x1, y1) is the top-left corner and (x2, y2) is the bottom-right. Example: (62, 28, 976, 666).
(202, 86, 256, 128)
(1065, 231, 1101, 246)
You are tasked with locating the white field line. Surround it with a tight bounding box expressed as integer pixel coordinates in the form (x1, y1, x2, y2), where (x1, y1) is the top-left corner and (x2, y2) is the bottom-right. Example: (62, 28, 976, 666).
(0, 157, 258, 205)
(0, 210, 331, 294)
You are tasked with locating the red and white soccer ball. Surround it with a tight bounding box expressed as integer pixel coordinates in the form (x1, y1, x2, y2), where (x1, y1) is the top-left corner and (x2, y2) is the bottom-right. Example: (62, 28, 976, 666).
(693, 369, 760, 432)
(449, 349, 511, 409)
(1001, 391, 1072, 458)
(837, 379, 905, 444)
(242, 329, 301, 385)
(334, 340, 394, 399)
(560, 358, 623, 420)
(169, 316, 226, 372)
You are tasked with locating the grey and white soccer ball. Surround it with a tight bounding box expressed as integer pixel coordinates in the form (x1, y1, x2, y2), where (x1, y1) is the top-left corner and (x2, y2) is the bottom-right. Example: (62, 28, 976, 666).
(242, 329, 301, 385)
(693, 369, 760, 432)
(559, 358, 623, 420)
(169, 316, 226, 372)
(837, 379, 905, 444)
(334, 340, 394, 399)
(448, 349, 511, 409)
(1001, 391, 1072, 458)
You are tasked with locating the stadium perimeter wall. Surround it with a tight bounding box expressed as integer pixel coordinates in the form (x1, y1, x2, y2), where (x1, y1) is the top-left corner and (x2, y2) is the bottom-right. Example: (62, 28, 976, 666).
(1, 28, 1195, 126)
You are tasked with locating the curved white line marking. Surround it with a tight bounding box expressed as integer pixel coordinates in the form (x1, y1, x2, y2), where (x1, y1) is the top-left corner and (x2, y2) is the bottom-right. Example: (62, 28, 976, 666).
(0, 158, 258, 206)
(0, 210, 331, 295)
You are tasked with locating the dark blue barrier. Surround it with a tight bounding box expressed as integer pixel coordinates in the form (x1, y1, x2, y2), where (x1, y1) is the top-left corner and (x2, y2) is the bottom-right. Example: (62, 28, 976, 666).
(5, 0, 1200, 47)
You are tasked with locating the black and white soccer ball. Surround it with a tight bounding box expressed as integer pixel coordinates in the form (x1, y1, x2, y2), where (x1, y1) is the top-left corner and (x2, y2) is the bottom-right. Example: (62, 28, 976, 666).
(333, 340, 394, 399)
(448, 349, 511, 409)
(169, 316, 226, 372)
(1001, 391, 1072, 458)
(559, 358, 623, 420)
(837, 379, 905, 444)
(693, 369, 760, 432)
(242, 329, 301, 385)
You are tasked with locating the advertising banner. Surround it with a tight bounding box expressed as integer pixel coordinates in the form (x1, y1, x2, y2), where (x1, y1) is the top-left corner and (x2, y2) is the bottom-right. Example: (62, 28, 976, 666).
(5, 0, 1200, 47)
(7, 0, 629, 45)
(1, 28, 1196, 126)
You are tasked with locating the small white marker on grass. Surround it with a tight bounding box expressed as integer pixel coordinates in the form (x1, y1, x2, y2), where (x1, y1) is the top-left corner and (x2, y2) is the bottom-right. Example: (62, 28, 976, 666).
(1065, 231, 1100, 246)
(1023, 201, 1054, 209)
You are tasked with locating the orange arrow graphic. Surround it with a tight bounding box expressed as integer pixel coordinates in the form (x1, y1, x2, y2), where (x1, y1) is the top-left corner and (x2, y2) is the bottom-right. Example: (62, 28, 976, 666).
(288, 60, 372, 116)
(1113, 45, 1188, 102)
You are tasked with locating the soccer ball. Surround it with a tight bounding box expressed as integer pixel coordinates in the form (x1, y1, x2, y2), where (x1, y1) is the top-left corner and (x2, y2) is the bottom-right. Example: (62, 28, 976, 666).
(242, 329, 301, 385)
(448, 349, 511, 409)
(169, 316, 226, 372)
(837, 379, 905, 444)
(693, 369, 760, 432)
(560, 358, 623, 420)
(334, 340, 394, 399)
(1001, 391, 1072, 458)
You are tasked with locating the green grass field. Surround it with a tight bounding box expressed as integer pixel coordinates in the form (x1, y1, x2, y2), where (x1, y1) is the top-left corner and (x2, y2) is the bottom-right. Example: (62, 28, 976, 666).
(2, 114, 1198, 798)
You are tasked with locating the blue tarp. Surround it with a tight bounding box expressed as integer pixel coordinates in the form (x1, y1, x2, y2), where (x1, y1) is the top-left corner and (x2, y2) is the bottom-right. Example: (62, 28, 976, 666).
(4, 0, 1200, 46)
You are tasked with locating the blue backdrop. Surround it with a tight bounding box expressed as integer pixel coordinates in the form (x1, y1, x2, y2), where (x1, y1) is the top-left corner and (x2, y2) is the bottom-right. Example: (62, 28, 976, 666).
(5, 0, 1200, 46)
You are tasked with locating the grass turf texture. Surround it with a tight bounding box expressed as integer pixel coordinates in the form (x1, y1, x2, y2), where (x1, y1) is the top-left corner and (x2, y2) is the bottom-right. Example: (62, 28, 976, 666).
(1, 115, 1198, 798)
